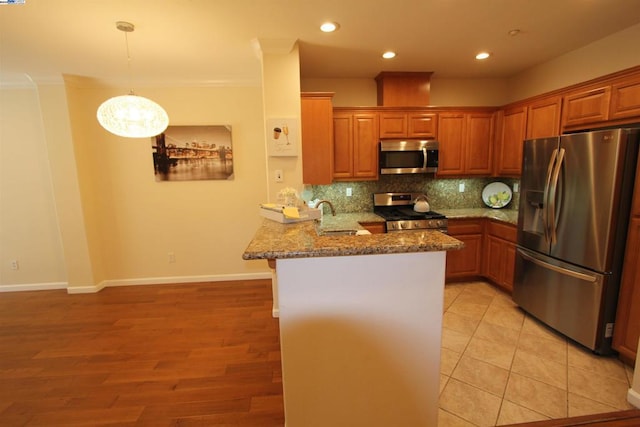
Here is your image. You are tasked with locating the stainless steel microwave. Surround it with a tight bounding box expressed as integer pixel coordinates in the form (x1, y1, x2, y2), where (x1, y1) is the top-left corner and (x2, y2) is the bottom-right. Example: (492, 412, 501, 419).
(379, 140, 439, 174)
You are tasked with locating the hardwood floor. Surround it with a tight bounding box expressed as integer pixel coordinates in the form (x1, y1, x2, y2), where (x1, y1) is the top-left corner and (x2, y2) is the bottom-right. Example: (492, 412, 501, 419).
(1, 279, 639, 426)
(0, 279, 284, 426)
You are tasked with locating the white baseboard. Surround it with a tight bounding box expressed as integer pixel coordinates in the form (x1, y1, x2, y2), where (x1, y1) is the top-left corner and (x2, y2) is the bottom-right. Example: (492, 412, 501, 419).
(0, 282, 67, 293)
(2, 272, 272, 294)
(628, 387, 640, 409)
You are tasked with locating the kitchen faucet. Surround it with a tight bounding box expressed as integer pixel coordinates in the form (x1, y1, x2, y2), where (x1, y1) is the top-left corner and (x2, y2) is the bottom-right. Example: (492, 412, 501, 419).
(313, 200, 336, 216)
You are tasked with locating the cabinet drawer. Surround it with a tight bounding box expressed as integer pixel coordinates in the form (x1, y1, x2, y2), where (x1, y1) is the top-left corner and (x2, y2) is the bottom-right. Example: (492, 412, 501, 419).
(487, 220, 517, 242)
(447, 219, 483, 235)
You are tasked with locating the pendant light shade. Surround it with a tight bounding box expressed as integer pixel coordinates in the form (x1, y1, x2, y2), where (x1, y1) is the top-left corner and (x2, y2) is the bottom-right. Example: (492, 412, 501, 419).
(97, 94, 169, 138)
(97, 21, 169, 138)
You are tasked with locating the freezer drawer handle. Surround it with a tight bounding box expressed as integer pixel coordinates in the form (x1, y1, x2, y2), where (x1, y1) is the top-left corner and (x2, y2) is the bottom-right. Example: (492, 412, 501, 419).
(518, 248, 598, 283)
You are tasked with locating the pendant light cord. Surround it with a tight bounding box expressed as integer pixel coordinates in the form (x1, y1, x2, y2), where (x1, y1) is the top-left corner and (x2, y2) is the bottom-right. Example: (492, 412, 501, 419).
(124, 30, 134, 95)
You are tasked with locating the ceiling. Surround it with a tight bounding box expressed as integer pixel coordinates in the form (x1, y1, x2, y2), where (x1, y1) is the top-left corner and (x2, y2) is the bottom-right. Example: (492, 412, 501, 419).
(1, 0, 640, 87)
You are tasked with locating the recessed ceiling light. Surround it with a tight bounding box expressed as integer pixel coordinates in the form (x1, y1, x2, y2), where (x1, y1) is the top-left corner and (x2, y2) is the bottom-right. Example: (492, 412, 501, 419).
(508, 29, 521, 37)
(320, 22, 339, 32)
(475, 52, 491, 60)
(382, 51, 396, 59)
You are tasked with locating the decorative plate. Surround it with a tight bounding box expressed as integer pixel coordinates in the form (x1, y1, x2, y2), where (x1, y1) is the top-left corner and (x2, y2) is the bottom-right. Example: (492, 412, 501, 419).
(482, 182, 512, 209)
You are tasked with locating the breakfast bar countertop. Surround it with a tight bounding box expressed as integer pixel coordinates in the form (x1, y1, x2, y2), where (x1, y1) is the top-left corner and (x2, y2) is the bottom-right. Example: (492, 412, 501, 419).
(242, 213, 463, 261)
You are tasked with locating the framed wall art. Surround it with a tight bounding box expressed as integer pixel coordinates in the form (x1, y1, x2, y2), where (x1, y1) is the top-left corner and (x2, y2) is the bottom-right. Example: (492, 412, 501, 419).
(151, 125, 234, 181)
(266, 118, 298, 157)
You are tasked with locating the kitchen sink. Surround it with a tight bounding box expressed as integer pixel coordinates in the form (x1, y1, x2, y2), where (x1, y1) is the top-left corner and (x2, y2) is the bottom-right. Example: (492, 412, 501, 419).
(316, 229, 359, 236)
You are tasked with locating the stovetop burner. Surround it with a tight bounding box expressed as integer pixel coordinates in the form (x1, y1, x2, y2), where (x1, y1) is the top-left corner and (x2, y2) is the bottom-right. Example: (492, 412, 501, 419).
(374, 206, 446, 221)
(373, 192, 448, 232)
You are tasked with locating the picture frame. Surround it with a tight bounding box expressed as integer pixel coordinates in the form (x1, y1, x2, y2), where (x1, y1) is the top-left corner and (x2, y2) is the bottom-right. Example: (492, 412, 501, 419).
(266, 118, 298, 157)
(151, 125, 234, 181)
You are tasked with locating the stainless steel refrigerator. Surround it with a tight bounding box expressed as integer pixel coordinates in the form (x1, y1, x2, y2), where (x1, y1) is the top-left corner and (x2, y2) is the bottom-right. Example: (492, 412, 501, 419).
(514, 128, 640, 354)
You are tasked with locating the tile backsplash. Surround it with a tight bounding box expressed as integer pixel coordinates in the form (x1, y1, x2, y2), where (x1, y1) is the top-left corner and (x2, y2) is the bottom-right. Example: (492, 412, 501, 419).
(306, 175, 520, 214)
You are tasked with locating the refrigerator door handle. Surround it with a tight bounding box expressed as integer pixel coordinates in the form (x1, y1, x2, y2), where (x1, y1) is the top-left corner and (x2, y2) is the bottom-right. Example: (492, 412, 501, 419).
(517, 248, 598, 282)
(548, 147, 565, 245)
(542, 148, 559, 243)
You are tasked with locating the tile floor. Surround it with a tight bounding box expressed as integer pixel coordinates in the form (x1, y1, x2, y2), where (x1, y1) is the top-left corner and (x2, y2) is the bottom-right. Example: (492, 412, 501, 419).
(438, 281, 636, 426)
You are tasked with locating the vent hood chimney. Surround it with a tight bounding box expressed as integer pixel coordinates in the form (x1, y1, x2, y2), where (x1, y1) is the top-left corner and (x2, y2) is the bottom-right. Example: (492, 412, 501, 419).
(375, 71, 433, 107)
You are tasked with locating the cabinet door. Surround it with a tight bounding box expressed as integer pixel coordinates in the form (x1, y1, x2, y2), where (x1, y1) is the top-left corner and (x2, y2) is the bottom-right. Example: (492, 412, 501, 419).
(503, 243, 517, 292)
(609, 74, 640, 120)
(465, 113, 493, 175)
(484, 235, 503, 285)
(407, 113, 437, 138)
(496, 105, 527, 176)
(332, 113, 354, 179)
(301, 93, 334, 185)
(561, 86, 611, 128)
(379, 112, 407, 138)
(352, 113, 379, 179)
(446, 219, 484, 280)
(526, 96, 561, 139)
(437, 113, 466, 176)
(613, 217, 640, 365)
(446, 234, 483, 279)
(359, 222, 386, 234)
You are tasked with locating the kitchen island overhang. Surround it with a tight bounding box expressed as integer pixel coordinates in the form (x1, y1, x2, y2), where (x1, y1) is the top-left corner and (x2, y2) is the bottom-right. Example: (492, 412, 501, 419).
(243, 219, 463, 427)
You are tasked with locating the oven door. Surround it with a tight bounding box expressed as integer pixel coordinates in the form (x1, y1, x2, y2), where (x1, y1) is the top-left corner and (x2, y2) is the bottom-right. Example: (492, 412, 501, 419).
(379, 140, 438, 174)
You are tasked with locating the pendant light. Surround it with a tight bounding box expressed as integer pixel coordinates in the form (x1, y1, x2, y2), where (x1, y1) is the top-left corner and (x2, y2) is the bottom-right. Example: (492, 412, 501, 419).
(97, 21, 169, 138)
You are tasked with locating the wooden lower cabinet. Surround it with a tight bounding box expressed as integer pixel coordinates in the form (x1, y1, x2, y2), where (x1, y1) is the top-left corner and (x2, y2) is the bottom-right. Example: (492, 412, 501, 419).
(613, 217, 640, 366)
(444, 218, 518, 292)
(445, 219, 484, 280)
(359, 222, 385, 234)
(483, 220, 518, 293)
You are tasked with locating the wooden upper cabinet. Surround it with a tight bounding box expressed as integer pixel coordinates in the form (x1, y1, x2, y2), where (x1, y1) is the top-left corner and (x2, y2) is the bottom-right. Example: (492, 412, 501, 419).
(526, 95, 561, 139)
(332, 110, 379, 181)
(379, 112, 407, 138)
(465, 113, 494, 175)
(437, 111, 493, 176)
(437, 113, 465, 175)
(561, 85, 611, 129)
(379, 111, 437, 139)
(609, 74, 640, 120)
(352, 113, 379, 179)
(496, 105, 527, 176)
(301, 93, 334, 185)
(332, 113, 354, 180)
(407, 113, 437, 138)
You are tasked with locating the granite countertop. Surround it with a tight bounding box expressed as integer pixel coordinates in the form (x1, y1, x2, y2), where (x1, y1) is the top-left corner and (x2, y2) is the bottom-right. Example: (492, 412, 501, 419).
(440, 208, 519, 225)
(243, 213, 463, 260)
(242, 208, 518, 261)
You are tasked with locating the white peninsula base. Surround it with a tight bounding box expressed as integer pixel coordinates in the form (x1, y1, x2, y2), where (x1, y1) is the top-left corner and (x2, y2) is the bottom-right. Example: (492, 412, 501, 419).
(275, 251, 446, 427)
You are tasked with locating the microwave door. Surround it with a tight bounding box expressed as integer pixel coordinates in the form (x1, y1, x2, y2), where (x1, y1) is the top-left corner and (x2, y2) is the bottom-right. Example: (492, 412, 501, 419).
(379, 149, 426, 174)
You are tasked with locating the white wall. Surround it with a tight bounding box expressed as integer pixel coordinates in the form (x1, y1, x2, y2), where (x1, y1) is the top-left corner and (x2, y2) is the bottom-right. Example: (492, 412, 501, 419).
(1, 78, 272, 292)
(0, 86, 67, 290)
(507, 23, 640, 102)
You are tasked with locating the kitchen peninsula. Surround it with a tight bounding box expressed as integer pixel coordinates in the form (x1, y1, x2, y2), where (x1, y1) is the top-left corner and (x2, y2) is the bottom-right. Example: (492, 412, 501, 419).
(243, 218, 463, 427)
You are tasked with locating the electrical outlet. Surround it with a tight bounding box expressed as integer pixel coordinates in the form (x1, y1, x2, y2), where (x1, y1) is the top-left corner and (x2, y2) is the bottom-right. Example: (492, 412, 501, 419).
(168, 252, 176, 263)
(513, 183, 519, 193)
(346, 187, 352, 197)
(10, 260, 19, 270)
(458, 183, 465, 193)
(275, 169, 283, 182)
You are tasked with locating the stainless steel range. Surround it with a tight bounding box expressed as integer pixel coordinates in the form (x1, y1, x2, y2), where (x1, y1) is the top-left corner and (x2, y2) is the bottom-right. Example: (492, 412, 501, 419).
(373, 192, 447, 232)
